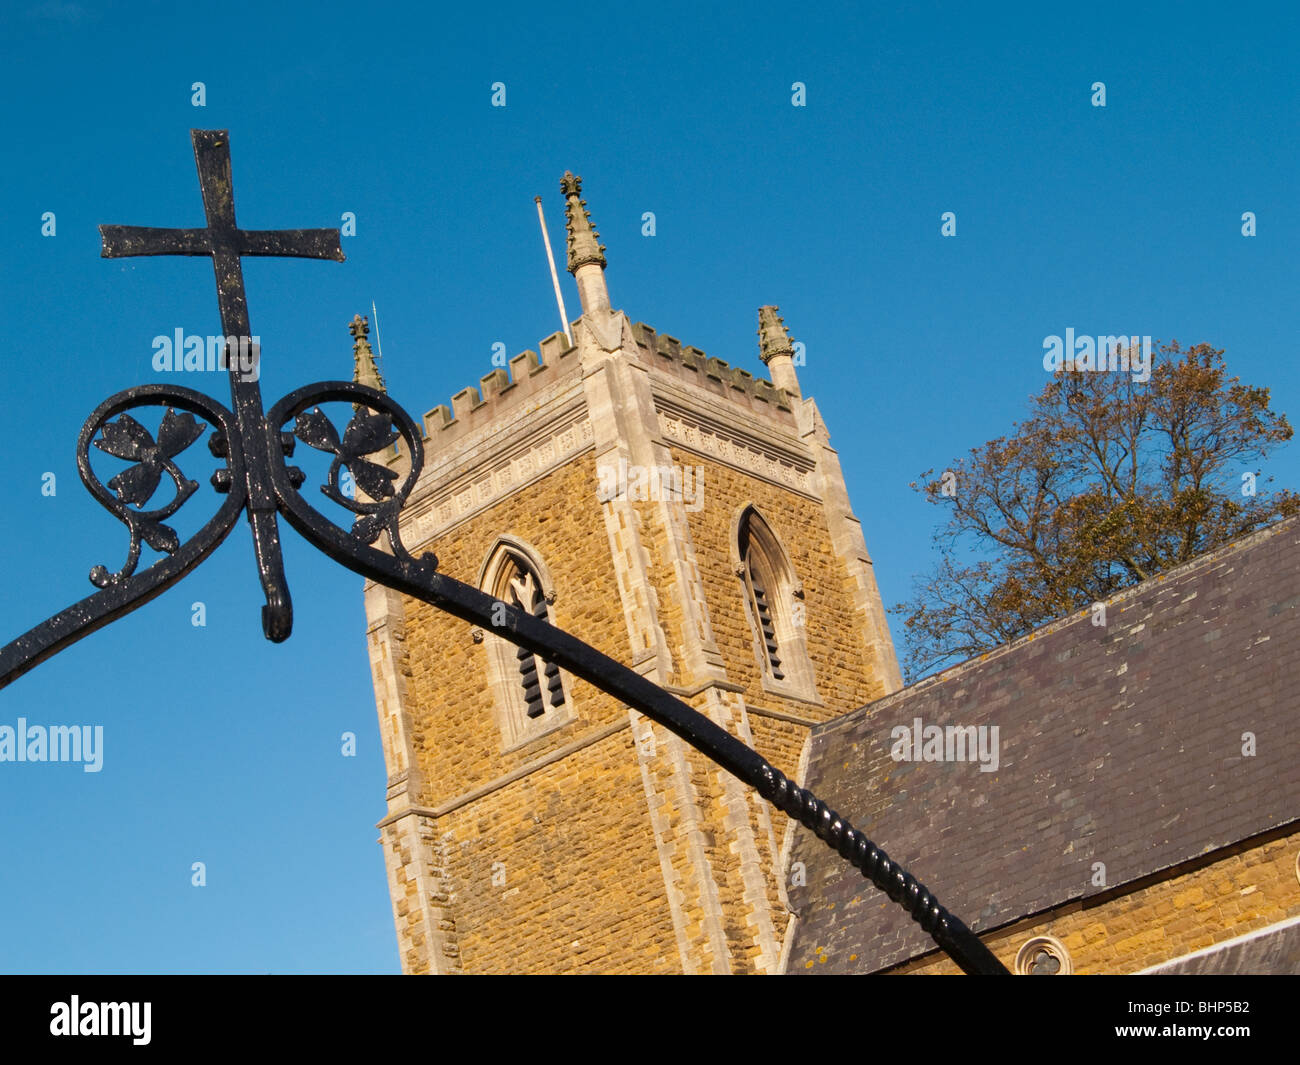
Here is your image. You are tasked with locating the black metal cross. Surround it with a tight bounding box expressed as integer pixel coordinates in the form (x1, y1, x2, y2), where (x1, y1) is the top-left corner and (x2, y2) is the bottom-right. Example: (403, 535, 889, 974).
(99, 130, 344, 641)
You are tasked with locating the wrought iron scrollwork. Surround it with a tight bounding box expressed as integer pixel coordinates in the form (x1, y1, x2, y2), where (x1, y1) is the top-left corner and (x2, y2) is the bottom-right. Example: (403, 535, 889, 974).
(266, 381, 433, 569)
(0, 385, 246, 689)
(79, 389, 232, 587)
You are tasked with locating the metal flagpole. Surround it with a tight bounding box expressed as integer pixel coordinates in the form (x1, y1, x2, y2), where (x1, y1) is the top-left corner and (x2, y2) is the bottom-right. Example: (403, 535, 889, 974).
(535, 196, 573, 346)
(370, 299, 384, 363)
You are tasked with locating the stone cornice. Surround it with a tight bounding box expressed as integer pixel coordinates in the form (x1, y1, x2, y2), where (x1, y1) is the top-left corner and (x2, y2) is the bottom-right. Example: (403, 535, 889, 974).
(659, 413, 817, 498)
(650, 376, 810, 459)
(652, 385, 818, 499)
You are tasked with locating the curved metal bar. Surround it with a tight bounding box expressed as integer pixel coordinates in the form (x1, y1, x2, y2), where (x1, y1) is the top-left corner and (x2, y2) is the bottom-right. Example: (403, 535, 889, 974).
(0, 385, 246, 690)
(266, 383, 1009, 975)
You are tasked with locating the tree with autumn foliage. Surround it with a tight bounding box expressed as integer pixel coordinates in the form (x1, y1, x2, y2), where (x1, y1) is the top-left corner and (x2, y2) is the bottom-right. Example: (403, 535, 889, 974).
(893, 342, 1300, 682)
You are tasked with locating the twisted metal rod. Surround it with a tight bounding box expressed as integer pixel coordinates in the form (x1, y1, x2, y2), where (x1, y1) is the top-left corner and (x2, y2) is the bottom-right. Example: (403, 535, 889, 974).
(0, 381, 1010, 974)
(264, 386, 1009, 974)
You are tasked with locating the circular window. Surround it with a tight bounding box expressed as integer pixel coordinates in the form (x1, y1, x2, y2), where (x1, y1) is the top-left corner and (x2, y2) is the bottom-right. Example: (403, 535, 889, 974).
(1015, 935, 1073, 975)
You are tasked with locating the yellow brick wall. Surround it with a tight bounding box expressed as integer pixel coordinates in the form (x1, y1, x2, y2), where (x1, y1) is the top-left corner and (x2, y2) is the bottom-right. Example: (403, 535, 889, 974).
(889, 825, 1300, 974)
(400, 453, 628, 806)
(748, 714, 809, 783)
(676, 449, 890, 723)
(387, 436, 898, 973)
(389, 451, 691, 973)
(443, 727, 679, 973)
(664, 449, 898, 968)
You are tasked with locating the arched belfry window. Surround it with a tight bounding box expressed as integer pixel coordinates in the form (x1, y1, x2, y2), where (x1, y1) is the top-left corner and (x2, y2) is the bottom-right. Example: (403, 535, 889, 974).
(743, 536, 785, 681)
(733, 506, 819, 702)
(478, 538, 572, 749)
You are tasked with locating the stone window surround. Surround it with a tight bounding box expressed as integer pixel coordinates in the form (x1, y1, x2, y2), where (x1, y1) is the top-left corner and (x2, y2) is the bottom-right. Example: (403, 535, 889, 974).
(730, 503, 821, 706)
(477, 535, 576, 752)
(1014, 935, 1073, 975)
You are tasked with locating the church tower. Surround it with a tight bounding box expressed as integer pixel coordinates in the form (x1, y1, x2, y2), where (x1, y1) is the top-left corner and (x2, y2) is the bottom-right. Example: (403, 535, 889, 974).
(361, 173, 902, 974)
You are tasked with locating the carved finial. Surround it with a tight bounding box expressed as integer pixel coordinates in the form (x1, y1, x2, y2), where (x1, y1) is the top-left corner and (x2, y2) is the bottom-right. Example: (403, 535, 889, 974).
(350, 313, 385, 394)
(757, 306, 795, 365)
(562, 170, 607, 274)
(756, 305, 802, 398)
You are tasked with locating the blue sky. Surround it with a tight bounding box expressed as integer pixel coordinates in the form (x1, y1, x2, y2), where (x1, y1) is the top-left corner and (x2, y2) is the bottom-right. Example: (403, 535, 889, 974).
(1, 1, 1297, 973)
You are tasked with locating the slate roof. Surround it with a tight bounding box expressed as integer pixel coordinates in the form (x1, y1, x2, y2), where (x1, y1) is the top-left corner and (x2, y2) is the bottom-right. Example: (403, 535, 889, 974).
(786, 516, 1300, 973)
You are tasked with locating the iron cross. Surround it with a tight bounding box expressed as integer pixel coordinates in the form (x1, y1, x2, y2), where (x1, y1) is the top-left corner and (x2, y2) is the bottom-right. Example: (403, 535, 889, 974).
(99, 130, 344, 642)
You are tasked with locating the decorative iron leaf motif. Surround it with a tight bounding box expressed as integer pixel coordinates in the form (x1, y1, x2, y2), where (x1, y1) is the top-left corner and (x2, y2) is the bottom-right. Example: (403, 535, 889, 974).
(139, 520, 180, 555)
(294, 406, 401, 501)
(79, 396, 219, 589)
(95, 409, 205, 509)
(268, 384, 429, 568)
(156, 409, 205, 457)
(293, 408, 341, 454)
(106, 460, 164, 507)
(342, 411, 399, 457)
(350, 459, 399, 500)
(96, 413, 154, 461)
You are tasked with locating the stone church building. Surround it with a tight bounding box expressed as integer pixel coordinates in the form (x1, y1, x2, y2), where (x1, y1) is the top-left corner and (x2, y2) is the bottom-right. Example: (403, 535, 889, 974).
(355, 174, 1300, 975)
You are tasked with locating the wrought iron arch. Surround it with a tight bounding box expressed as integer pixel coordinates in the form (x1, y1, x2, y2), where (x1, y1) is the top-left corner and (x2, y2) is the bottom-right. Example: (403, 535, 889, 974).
(0, 129, 1008, 975)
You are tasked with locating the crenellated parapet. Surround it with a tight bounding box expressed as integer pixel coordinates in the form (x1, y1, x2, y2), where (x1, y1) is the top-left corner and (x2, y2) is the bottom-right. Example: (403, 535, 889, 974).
(419, 318, 801, 449)
(421, 328, 581, 445)
(629, 322, 796, 422)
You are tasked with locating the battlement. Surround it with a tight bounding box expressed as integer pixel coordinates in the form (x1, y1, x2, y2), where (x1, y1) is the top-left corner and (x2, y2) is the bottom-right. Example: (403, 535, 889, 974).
(628, 322, 795, 418)
(422, 328, 581, 445)
(420, 317, 798, 448)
